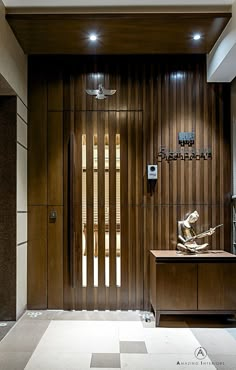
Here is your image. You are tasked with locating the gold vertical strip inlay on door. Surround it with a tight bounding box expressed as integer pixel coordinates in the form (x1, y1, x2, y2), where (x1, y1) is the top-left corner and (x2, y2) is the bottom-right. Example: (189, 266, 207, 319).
(105, 134, 110, 287)
(82, 134, 87, 287)
(93, 135, 98, 287)
(116, 134, 121, 287)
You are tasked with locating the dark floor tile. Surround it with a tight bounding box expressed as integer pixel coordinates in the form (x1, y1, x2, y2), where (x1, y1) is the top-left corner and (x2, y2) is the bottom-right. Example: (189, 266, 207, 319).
(206, 354, 236, 370)
(0, 319, 50, 352)
(120, 341, 147, 354)
(91, 353, 120, 368)
(0, 322, 15, 342)
(0, 351, 31, 370)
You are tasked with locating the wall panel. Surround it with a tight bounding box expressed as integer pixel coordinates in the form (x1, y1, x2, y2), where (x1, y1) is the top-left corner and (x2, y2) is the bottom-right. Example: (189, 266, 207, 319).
(48, 112, 63, 206)
(28, 55, 231, 310)
(0, 96, 16, 320)
(28, 63, 47, 205)
(48, 205, 63, 308)
(28, 206, 47, 309)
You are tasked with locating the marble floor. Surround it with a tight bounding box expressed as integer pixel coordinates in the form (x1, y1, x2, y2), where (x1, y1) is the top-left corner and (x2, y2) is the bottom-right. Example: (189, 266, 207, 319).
(0, 311, 236, 370)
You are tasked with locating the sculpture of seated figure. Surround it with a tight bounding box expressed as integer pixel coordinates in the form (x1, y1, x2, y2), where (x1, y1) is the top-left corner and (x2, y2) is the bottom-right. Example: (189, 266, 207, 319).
(177, 210, 219, 254)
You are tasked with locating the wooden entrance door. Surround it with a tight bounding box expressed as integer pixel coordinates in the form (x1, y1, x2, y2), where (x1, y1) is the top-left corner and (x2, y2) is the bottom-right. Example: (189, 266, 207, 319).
(63, 111, 144, 310)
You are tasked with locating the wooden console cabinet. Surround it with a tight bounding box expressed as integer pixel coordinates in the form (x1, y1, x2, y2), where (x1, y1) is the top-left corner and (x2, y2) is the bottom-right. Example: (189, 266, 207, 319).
(150, 250, 236, 326)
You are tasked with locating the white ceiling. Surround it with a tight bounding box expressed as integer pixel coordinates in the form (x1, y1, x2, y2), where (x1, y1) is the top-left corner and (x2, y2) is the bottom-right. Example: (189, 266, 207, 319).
(1, 0, 234, 7)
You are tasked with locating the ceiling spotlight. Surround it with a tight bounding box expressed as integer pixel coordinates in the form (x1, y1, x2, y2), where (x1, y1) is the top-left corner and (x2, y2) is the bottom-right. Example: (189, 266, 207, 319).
(89, 34, 97, 41)
(193, 34, 201, 41)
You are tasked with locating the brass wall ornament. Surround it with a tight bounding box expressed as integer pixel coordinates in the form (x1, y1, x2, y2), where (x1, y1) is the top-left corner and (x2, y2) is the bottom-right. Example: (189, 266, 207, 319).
(157, 131, 212, 162)
(157, 146, 212, 162)
(178, 131, 195, 146)
(86, 84, 116, 100)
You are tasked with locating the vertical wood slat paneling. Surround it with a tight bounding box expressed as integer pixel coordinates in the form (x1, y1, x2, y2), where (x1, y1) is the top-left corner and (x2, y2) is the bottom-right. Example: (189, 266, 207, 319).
(86, 112, 94, 309)
(190, 66, 197, 206)
(195, 62, 201, 225)
(120, 112, 129, 309)
(28, 206, 47, 309)
(162, 66, 170, 248)
(222, 84, 232, 250)
(150, 59, 230, 256)
(28, 62, 47, 205)
(109, 112, 117, 309)
(47, 69, 63, 310)
(63, 111, 75, 310)
(75, 69, 86, 111)
(186, 68, 192, 207)
(81, 111, 87, 310)
(74, 111, 83, 310)
(47, 68, 63, 112)
(156, 64, 162, 255)
(217, 85, 223, 248)
(63, 72, 75, 112)
(47, 112, 63, 206)
(128, 112, 136, 309)
(199, 64, 206, 231)
(171, 69, 178, 249)
(203, 66, 209, 233)
(143, 64, 148, 309)
(143, 64, 154, 308)
(28, 55, 231, 311)
(136, 111, 144, 307)
(210, 80, 217, 243)
(48, 205, 63, 308)
(97, 112, 106, 309)
(28, 60, 48, 309)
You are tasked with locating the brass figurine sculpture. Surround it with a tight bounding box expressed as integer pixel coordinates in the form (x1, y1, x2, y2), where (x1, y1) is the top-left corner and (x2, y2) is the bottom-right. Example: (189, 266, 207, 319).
(177, 210, 223, 254)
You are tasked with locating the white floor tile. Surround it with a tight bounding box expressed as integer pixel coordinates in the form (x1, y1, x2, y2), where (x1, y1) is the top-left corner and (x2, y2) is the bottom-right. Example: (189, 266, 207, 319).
(118, 321, 144, 341)
(1, 312, 234, 370)
(35, 321, 120, 353)
(120, 354, 217, 370)
(144, 328, 201, 354)
(191, 328, 236, 355)
(25, 352, 91, 370)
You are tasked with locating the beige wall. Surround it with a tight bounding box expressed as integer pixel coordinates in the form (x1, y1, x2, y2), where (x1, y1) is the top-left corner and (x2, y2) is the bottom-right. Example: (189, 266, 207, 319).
(0, 0, 27, 103)
(0, 0, 28, 319)
(16, 98, 28, 319)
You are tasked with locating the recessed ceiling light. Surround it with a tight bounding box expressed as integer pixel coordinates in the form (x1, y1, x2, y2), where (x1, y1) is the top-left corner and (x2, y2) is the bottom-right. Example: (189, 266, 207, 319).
(171, 72, 184, 80)
(193, 34, 201, 41)
(89, 34, 97, 41)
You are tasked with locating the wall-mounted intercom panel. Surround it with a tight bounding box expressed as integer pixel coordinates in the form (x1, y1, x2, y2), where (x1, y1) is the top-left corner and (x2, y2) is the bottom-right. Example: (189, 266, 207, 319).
(147, 165, 158, 180)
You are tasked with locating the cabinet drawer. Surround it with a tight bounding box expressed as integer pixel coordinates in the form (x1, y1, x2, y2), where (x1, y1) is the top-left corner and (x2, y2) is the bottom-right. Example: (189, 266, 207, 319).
(198, 263, 236, 310)
(156, 263, 197, 310)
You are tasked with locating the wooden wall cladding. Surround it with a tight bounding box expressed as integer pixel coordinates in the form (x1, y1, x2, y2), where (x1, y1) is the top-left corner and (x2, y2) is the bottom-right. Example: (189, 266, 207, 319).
(28, 63, 47, 205)
(28, 206, 47, 309)
(48, 112, 63, 206)
(48, 205, 63, 308)
(28, 55, 231, 310)
(0, 96, 16, 320)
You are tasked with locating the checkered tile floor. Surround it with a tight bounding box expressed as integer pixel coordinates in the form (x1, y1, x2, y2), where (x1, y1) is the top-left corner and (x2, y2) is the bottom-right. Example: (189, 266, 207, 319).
(0, 311, 236, 369)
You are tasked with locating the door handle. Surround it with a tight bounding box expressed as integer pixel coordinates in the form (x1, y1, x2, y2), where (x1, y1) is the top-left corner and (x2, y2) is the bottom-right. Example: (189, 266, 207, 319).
(68, 132, 75, 288)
